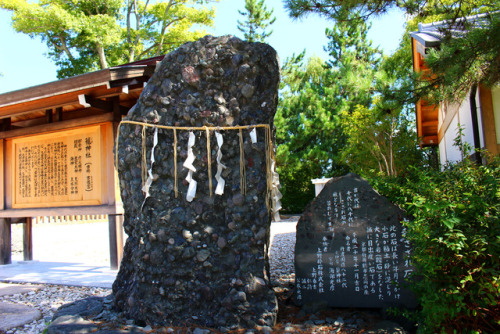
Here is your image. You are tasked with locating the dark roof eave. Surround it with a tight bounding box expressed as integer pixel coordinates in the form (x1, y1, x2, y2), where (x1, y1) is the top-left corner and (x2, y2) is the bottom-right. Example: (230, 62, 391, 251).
(410, 31, 442, 48)
(0, 65, 152, 108)
(410, 10, 500, 49)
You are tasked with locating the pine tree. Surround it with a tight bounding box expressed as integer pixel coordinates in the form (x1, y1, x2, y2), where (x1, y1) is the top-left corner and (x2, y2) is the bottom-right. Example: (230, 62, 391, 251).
(283, 0, 500, 100)
(276, 14, 381, 211)
(276, 11, 426, 212)
(324, 13, 381, 111)
(275, 53, 349, 212)
(237, 0, 276, 43)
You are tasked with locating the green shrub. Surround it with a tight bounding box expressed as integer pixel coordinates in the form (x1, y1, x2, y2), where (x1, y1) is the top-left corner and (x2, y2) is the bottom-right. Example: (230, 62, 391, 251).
(278, 174, 316, 214)
(370, 156, 500, 333)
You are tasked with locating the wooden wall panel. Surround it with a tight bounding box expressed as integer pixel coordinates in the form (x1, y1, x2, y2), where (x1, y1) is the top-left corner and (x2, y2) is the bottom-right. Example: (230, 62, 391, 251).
(479, 85, 499, 155)
(0, 139, 3, 211)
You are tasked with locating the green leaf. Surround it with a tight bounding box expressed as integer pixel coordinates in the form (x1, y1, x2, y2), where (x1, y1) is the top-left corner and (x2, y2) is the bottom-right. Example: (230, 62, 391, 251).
(442, 217, 460, 229)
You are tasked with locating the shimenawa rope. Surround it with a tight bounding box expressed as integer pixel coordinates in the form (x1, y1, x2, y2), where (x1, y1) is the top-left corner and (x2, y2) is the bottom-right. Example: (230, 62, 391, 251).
(115, 120, 277, 212)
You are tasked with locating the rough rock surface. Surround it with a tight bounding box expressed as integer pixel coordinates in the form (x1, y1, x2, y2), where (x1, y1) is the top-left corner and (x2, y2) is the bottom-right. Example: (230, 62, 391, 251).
(113, 35, 280, 329)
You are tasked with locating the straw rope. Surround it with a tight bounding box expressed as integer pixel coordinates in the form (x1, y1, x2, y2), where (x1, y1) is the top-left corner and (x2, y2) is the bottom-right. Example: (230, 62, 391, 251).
(265, 127, 272, 210)
(239, 129, 247, 195)
(117, 120, 272, 131)
(173, 128, 178, 198)
(141, 126, 147, 189)
(115, 120, 275, 209)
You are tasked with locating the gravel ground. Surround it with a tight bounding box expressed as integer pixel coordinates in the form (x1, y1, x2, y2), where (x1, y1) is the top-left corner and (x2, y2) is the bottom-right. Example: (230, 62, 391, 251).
(4, 217, 299, 334)
(269, 217, 297, 284)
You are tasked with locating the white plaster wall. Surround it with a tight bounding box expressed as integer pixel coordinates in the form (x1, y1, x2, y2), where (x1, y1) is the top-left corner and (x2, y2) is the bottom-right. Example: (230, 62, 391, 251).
(439, 135, 447, 166)
(444, 112, 463, 163)
(492, 85, 500, 144)
(457, 92, 476, 147)
(440, 90, 482, 164)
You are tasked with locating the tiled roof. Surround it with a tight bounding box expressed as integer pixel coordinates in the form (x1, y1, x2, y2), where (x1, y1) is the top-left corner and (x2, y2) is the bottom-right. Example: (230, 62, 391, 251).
(410, 11, 499, 47)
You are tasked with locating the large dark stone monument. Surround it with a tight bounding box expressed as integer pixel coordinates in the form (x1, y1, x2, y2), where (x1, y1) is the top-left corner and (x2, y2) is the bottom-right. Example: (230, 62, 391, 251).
(113, 36, 280, 329)
(295, 173, 418, 309)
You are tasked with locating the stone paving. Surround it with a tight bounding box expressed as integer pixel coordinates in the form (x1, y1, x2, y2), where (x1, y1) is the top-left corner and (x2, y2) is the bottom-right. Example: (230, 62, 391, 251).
(0, 284, 42, 332)
(0, 283, 44, 297)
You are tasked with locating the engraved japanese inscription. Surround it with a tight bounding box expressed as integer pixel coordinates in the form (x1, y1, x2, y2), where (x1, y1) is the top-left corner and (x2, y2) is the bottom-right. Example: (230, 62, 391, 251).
(12, 126, 103, 208)
(294, 173, 418, 309)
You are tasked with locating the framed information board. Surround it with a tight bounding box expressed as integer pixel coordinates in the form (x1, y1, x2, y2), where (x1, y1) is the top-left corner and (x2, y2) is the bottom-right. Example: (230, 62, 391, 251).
(9, 125, 106, 208)
(0, 59, 161, 267)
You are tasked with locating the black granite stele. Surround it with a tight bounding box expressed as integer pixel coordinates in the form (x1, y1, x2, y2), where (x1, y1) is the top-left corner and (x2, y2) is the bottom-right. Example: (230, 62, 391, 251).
(294, 173, 418, 309)
(113, 36, 280, 329)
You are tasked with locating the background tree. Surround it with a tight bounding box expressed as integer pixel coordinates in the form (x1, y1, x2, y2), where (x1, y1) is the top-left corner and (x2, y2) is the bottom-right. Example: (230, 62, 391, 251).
(339, 101, 425, 177)
(276, 54, 349, 212)
(237, 0, 276, 42)
(275, 12, 390, 212)
(328, 13, 426, 177)
(284, 0, 496, 22)
(284, 0, 500, 101)
(0, 0, 218, 78)
(324, 13, 381, 111)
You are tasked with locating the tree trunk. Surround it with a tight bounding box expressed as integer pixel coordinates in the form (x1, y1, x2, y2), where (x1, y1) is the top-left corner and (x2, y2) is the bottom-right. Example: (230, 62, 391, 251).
(389, 121, 396, 176)
(155, 1, 174, 56)
(96, 44, 108, 69)
(377, 142, 390, 176)
(58, 35, 75, 61)
(126, 0, 132, 46)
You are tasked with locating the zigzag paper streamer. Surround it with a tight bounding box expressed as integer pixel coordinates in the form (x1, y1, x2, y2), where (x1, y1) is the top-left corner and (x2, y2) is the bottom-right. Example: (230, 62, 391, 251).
(250, 128, 257, 144)
(214, 131, 226, 195)
(183, 131, 197, 202)
(141, 126, 158, 210)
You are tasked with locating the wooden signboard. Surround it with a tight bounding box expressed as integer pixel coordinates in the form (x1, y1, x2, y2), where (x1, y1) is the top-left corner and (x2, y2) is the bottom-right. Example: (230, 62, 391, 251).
(0, 59, 162, 267)
(9, 125, 105, 208)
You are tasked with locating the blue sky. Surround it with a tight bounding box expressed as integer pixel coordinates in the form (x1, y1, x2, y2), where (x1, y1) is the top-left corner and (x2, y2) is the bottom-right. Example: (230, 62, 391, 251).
(0, 0, 407, 94)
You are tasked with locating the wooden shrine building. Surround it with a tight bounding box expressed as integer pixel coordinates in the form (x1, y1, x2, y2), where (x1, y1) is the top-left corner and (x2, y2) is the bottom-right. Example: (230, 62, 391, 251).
(410, 12, 500, 164)
(0, 56, 164, 269)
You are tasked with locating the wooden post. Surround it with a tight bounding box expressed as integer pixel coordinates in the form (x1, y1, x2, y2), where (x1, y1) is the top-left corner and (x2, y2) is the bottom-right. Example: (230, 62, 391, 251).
(1, 118, 11, 131)
(46, 109, 54, 123)
(23, 217, 33, 261)
(108, 214, 124, 269)
(55, 107, 63, 122)
(0, 218, 11, 264)
(109, 96, 125, 270)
